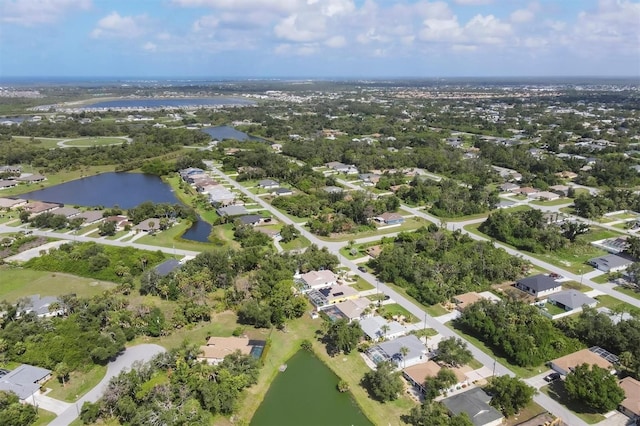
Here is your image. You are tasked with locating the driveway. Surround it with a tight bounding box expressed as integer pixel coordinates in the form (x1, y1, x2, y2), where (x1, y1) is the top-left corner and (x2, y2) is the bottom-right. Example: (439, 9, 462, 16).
(32, 393, 72, 416)
(48, 344, 165, 426)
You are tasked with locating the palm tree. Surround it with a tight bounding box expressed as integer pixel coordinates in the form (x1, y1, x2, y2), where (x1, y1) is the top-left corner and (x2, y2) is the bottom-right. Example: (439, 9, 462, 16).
(399, 346, 409, 369)
(380, 324, 390, 341)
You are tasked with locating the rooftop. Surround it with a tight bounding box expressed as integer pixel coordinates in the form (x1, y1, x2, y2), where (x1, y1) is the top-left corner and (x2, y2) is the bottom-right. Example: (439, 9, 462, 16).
(551, 348, 613, 373)
(619, 376, 640, 417)
(442, 387, 504, 426)
(517, 274, 560, 292)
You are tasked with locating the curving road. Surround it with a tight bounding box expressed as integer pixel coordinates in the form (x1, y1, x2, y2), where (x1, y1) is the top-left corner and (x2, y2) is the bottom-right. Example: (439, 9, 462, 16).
(48, 344, 165, 426)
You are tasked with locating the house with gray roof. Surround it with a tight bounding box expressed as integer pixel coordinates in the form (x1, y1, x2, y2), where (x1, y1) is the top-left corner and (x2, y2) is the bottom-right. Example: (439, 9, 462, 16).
(237, 215, 262, 226)
(588, 254, 634, 273)
(18, 295, 64, 318)
(217, 205, 248, 217)
(257, 179, 279, 189)
(272, 187, 293, 196)
(359, 316, 407, 342)
(153, 259, 181, 277)
(367, 335, 427, 368)
(52, 206, 81, 218)
(515, 274, 562, 298)
(442, 387, 504, 426)
(75, 210, 104, 225)
(548, 290, 597, 312)
(0, 364, 51, 401)
(322, 186, 343, 194)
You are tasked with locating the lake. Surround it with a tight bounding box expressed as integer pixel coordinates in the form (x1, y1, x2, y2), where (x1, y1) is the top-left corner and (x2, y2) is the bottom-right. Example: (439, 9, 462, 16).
(83, 97, 254, 109)
(250, 350, 372, 426)
(202, 125, 265, 142)
(19, 172, 212, 243)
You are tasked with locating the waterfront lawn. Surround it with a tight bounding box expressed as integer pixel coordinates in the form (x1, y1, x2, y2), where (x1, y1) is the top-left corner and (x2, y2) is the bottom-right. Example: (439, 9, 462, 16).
(447, 322, 543, 379)
(210, 223, 240, 248)
(614, 285, 640, 300)
(33, 409, 57, 426)
(317, 217, 426, 242)
(47, 364, 107, 402)
(137, 221, 216, 251)
(540, 382, 605, 424)
(0, 266, 116, 302)
(380, 303, 419, 323)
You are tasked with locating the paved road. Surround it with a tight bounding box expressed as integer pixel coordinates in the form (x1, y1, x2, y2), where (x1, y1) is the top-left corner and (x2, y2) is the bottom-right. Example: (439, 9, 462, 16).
(48, 344, 165, 426)
(0, 224, 200, 258)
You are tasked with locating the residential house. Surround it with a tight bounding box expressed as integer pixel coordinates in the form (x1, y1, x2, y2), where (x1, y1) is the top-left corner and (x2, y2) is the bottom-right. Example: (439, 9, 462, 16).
(208, 186, 236, 207)
(237, 215, 262, 226)
(549, 185, 570, 197)
(515, 274, 562, 298)
(178, 168, 204, 180)
(255, 227, 280, 239)
(588, 254, 634, 273)
(359, 173, 381, 186)
(257, 179, 279, 189)
(0, 197, 26, 209)
(441, 387, 504, 426)
(547, 290, 597, 312)
(18, 295, 64, 318)
(134, 218, 162, 233)
(403, 360, 472, 396)
(197, 336, 263, 365)
(618, 376, 640, 420)
(23, 201, 61, 216)
(307, 283, 359, 309)
(52, 206, 81, 218)
(272, 187, 293, 196)
(359, 315, 407, 342)
(216, 205, 249, 217)
(556, 171, 578, 180)
(453, 292, 485, 312)
(367, 335, 428, 368)
(75, 210, 104, 225)
(0, 180, 18, 189)
(374, 212, 405, 225)
(529, 191, 560, 201)
(298, 270, 338, 291)
(549, 347, 615, 376)
(0, 165, 21, 174)
(322, 186, 343, 194)
(326, 162, 358, 174)
(366, 245, 382, 258)
(104, 215, 130, 230)
(16, 174, 45, 183)
(333, 298, 372, 322)
(597, 307, 634, 325)
(517, 187, 539, 196)
(0, 364, 51, 402)
(499, 182, 520, 192)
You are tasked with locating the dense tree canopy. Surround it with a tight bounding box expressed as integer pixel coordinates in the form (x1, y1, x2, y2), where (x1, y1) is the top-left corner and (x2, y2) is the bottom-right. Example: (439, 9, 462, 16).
(362, 361, 404, 402)
(564, 364, 624, 412)
(435, 337, 473, 368)
(485, 375, 536, 416)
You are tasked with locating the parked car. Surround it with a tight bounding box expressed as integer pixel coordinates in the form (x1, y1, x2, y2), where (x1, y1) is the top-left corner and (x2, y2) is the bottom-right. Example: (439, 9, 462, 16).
(358, 266, 366, 272)
(544, 372, 561, 382)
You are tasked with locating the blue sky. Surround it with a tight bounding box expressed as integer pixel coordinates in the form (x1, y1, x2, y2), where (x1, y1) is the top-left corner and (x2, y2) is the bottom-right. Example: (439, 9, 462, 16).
(1, 0, 639, 78)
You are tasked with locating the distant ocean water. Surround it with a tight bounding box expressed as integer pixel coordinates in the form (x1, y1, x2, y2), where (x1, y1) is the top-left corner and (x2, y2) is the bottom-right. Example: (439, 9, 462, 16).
(84, 97, 254, 109)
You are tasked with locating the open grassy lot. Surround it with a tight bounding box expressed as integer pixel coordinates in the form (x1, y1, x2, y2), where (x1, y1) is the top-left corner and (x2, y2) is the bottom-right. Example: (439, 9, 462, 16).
(280, 235, 311, 251)
(540, 382, 605, 424)
(447, 322, 544, 379)
(529, 198, 574, 207)
(0, 266, 116, 302)
(591, 274, 611, 284)
(349, 276, 375, 291)
(63, 137, 127, 147)
(34, 409, 57, 426)
(561, 280, 591, 292)
(503, 401, 547, 426)
(136, 221, 216, 251)
(614, 285, 640, 300)
(12, 135, 65, 149)
(594, 294, 637, 312)
(380, 303, 419, 323)
(47, 364, 107, 402)
(318, 217, 426, 242)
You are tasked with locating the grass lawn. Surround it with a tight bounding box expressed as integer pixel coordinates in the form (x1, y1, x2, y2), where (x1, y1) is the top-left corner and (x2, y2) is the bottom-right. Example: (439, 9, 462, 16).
(380, 303, 419, 323)
(280, 235, 311, 251)
(529, 198, 574, 206)
(614, 285, 640, 300)
(318, 217, 427, 242)
(33, 409, 57, 426)
(447, 322, 543, 379)
(210, 223, 240, 249)
(542, 302, 567, 316)
(503, 401, 546, 426)
(12, 136, 65, 149)
(425, 303, 449, 317)
(136, 221, 217, 251)
(47, 364, 107, 402)
(63, 137, 127, 147)
(578, 227, 623, 243)
(540, 382, 605, 424)
(595, 294, 637, 312)
(0, 165, 116, 198)
(0, 266, 117, 302)
(591, 274, 611, 284)
(562, 280, 591, 292)
(349, 277, 375, 291)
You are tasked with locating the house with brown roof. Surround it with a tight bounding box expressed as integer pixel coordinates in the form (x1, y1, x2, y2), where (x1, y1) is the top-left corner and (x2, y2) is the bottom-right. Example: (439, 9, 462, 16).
(374, 212, 405, 225)
(453, 292, 485, 312)
(366, 245, 382, 258)
(134, 218, 162, 232)
(24, 201, 61, 216)
(549, 348, 614, 376)
(197, 336, 263, 365)
(619, 376, 640, 420)
(0, 197, 26, 209)
(16, 174, 45, 183)
(403, 360, 472, 396)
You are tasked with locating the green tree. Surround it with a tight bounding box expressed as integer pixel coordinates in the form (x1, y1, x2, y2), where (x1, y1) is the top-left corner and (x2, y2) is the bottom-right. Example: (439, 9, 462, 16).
(362, 361, 403, 402)
(98, 220, 116, 236)
(424, 368, 457, 401)
(485, 375, 536, 416)
(324, 318, 363, 355)
(55, 362, 71, 387)
(405, 400, 473, 426)
(564, 364, 624, 412)
(279, 224, 299, 243)
(436, 337, 473, 368)
(0, 390, 37, 426)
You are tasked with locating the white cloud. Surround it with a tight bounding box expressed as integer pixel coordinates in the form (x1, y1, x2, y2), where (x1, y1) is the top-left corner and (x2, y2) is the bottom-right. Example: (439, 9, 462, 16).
(464, 14, 511, 44)
(274, 13, 326, 42)
(510, 9, 534, 23)
(419, 18, 462, 42)
(172, 0, 299, 14)
(453, 0, 494, 5)
(91, 12, 148, 39)
(572, 0, 640, 51)
(1, 0, 91, 26)
(142, 42, 157, 52)
(325, 35, 346, 48)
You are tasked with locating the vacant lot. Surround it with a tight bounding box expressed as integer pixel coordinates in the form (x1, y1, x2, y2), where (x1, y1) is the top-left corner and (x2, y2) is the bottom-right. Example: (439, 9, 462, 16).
(0, 266, 116, 301)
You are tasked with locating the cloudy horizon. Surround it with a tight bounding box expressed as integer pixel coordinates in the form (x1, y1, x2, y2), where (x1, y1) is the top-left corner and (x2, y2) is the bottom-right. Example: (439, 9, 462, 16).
(1, 0, 639, 78)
